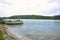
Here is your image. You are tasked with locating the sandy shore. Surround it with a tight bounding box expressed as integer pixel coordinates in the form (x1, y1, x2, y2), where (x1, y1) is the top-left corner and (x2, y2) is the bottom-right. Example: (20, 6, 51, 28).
(3, 25, 32, 40)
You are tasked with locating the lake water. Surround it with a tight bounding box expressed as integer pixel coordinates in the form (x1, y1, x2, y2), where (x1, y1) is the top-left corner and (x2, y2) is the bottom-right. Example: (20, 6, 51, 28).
(8, 19, 60, 40)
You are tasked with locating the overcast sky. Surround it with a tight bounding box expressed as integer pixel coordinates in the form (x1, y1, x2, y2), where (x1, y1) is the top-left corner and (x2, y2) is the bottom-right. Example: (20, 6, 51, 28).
(0, 0, 60, 17)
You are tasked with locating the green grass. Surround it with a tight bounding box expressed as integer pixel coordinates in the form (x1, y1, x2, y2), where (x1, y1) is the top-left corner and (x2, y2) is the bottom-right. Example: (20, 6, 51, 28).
(0, 25, 3, 29)
(0, 30, 4, 40)
(0, 25, 4, 40)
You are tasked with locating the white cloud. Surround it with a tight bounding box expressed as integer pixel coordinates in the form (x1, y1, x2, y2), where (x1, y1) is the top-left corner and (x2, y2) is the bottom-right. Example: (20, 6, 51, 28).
(0, 0, 60, 17)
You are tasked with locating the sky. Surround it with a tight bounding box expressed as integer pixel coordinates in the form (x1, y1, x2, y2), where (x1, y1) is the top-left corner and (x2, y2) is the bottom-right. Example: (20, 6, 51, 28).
(0, 0, 60, 17)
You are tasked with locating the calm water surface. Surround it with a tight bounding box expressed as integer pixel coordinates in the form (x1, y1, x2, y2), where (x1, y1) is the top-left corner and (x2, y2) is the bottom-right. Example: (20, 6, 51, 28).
(8, 19, 60, 40)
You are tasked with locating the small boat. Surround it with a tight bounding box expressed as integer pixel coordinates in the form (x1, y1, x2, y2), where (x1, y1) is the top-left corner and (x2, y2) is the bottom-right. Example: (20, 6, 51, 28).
(3, 19, 23, 25)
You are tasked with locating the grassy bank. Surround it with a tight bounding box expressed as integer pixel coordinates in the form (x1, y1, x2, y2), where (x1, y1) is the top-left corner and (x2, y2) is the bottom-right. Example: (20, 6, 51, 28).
(0, 25, 4, 40)
(0, 25, 3, 29)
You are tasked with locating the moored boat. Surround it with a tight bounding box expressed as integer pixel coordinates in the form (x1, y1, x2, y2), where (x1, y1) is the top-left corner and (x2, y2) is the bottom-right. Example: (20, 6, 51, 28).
(3, 19, 23, 25)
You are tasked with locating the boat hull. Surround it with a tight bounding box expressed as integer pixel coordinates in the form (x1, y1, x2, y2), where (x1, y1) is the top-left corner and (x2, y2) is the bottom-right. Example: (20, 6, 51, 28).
(5, 22, 23, 25)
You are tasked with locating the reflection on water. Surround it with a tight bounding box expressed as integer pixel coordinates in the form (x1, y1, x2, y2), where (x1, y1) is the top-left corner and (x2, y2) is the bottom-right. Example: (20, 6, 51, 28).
(8, 19, 60, 40)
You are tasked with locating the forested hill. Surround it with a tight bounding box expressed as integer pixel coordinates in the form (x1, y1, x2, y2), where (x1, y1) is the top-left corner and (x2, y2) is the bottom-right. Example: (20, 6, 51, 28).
(8, 15, 54, 19)
(54, 15, 60, 19)
(0, 15, 60, 19)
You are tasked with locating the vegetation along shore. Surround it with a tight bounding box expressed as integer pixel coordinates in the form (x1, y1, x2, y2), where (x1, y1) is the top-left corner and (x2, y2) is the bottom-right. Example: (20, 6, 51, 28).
(1, 15, 60, 19)
(0, 25, 5, 40)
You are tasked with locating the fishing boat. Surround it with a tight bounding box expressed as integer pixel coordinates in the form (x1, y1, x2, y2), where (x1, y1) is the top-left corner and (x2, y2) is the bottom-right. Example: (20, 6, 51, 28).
(3, 19, 23, 25)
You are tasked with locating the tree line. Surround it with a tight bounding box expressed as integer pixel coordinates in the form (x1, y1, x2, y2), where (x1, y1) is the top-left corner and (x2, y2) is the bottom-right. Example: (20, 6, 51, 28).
(7, 15, 60, 19)
(0, 15, 60, 19)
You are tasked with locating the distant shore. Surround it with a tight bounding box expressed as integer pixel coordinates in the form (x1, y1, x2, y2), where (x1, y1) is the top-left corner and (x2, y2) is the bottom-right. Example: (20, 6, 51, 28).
(0, 15, 60, 19)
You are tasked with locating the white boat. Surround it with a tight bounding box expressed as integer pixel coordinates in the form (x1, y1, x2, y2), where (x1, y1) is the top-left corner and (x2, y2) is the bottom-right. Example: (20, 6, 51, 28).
(3, 19, 23, 25)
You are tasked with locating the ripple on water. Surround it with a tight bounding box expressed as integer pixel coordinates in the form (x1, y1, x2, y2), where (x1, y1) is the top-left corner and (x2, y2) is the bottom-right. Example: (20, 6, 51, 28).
(8, 19, 60, 40)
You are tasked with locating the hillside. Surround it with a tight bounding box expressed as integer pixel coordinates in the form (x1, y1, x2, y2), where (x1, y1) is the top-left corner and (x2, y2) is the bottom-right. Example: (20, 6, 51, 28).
(0, 15, 60, 19)
(8, 15, 54, 19)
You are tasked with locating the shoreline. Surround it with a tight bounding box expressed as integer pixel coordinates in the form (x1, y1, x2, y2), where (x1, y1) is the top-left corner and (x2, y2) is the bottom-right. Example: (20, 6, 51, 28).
(3, 25, 31, 40)
(0, 25, 5, 40)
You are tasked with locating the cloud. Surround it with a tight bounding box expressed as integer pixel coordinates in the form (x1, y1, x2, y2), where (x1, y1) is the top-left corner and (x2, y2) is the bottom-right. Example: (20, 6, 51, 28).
(0, 10, 6, 17)
(12, 0, 59, 15)
(0, 0, 60, 17)
(0, 0, 12, 5)
(0, 0, 14, 17)
(42, 7, 60, 16)
(41, 0, 60, 16)
(48, 7, 60, 15)
(48, 0, 60, 3)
